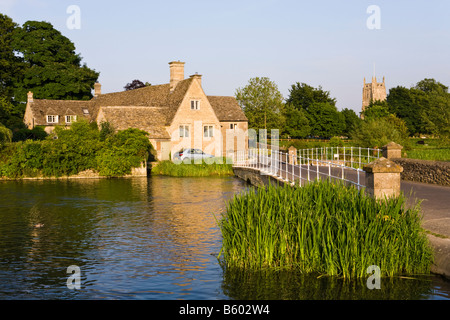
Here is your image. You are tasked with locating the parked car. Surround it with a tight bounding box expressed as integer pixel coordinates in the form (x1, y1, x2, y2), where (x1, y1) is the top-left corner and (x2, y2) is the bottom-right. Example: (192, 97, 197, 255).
(173, 148, 214, 162)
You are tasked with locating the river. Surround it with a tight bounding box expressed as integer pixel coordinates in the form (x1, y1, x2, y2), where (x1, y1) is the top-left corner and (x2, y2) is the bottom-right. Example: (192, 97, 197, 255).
(0, 176, 449, 300)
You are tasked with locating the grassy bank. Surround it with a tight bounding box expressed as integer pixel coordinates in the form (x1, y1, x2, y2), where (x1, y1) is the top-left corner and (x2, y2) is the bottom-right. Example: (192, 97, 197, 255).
(151, 158, 234, 177)
(405, 138, 450, 161)
(218, 180, 433, 278)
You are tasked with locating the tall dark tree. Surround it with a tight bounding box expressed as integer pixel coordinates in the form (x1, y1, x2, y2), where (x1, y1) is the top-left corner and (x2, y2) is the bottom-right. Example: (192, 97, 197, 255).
(11, 20, 99, 102)
(387, 86, 423, 135)
(124, 79, 146, 91)
(340, 108, 361, 138)
(0, 14, 22, 100)
(286, 82, 336, 112)
(307, 102, 344, 138)
(419, 85, 450, 140)
(282, 104, 310, 138)
(386, 79, 449, 136)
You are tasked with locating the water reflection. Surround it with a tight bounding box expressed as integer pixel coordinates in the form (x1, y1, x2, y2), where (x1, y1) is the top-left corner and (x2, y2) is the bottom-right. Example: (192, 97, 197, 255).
(0, 176, 248, 299)
(0, 177, 449, 300)
(221, 267, 450, 300)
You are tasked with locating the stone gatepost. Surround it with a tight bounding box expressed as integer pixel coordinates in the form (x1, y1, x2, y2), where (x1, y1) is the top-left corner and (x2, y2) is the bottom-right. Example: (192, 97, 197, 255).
(363, 157, 403, 199)
(288, 146, 297, 165)
(382, 142, 403, 159)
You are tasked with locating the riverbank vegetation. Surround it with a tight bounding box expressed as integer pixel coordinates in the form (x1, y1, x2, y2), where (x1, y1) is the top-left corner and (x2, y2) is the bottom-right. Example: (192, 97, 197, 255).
(218, 180, 433, 278)
(0, 120, 153, 178)
(151, 159, 233, 177)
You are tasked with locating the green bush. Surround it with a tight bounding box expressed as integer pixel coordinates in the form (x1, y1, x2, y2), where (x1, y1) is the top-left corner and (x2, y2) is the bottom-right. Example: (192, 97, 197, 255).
(0, 121, 153, 178)
(97, 128, 151, 177)
(329, 136, 344, 147)
(351, 115, 410, 149)
(0, 123, 12, 147)
(12, 126, 48, 142)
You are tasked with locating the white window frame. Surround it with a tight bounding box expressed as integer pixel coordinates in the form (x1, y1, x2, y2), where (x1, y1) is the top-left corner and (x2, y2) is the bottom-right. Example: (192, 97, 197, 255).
(65, 115, 77, 124)
(203, 125, 214, 138)
(190, 100, 200, 110)
(47, 115, 58, 124)
(179, 125, 190, 138)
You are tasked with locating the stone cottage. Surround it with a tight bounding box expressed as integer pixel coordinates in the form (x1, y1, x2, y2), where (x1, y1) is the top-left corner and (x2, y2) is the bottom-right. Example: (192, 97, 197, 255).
(23, 61, 248, 160)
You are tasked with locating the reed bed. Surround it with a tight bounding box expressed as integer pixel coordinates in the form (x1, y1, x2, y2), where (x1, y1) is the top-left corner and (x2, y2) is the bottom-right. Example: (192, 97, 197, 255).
(151, 158, 234, 177)
(218, 180, 433, 278)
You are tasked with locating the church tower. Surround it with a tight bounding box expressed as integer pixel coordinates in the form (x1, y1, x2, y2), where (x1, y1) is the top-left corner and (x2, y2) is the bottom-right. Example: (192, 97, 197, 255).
(362, 76, 387, 118)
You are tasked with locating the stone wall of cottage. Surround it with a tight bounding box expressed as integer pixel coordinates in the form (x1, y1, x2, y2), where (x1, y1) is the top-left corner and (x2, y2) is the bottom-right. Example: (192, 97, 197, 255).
(220, 121, 249, 158)
(168, 77, 222, 158)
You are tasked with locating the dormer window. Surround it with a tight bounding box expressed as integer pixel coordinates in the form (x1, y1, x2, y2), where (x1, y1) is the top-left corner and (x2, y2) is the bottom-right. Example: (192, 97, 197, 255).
(190, 100, 200, 110)
(66, 115, 77, 123)
(47, 115, 58, 124)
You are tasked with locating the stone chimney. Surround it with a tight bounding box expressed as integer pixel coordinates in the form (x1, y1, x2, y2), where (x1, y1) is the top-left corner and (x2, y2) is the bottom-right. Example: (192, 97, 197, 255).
(169, 61, 185, 92)
(94, 82, 102, 97)
(189, 72, 202, 87)
(27, 91, 33, 103)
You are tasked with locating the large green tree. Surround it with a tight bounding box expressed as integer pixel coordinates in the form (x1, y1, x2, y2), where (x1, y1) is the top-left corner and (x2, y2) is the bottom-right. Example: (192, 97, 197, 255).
(362, 100, 391, 120)
(282, 104, 310, 138)
(0, 14, 22, 99)
(386, 79, 450, 137)
(11, 20, 99, 102)
(387, 86, 423, 135)
(307, 102, 344, 138)
(235, 77, 284, 131)
(421, 89, 450, 141)
(340, 108, 361, 138)
(286, 82, 336, 112)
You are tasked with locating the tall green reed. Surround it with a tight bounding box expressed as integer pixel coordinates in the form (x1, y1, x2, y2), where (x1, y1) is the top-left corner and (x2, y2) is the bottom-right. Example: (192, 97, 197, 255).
(218, 180, 433, 278)
(151, 158, 233, 177)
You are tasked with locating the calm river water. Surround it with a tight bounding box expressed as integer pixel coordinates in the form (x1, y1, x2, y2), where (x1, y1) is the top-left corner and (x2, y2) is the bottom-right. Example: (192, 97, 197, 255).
(0, 176, 449, 300)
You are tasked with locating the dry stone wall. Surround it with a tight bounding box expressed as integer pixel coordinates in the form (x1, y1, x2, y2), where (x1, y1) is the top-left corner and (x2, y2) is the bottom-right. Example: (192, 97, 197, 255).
(391, 158, 450, 186)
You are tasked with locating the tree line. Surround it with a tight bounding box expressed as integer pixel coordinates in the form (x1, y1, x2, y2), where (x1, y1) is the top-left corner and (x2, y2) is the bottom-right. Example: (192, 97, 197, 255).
(235, 77, 450, 147)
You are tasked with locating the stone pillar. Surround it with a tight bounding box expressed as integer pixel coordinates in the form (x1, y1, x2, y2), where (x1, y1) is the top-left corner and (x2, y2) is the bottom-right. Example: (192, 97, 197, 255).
(382, 142, 403, 159)
(288, 146, 297, 165)
(363, 157, 403, 199)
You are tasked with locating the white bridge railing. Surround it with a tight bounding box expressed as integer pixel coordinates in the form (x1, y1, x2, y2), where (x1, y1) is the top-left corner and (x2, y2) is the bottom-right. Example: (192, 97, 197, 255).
(232, 146, 381, 190)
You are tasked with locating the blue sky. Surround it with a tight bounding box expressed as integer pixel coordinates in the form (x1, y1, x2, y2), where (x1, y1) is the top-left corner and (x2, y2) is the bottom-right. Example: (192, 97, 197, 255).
(2, 0, 450, 114)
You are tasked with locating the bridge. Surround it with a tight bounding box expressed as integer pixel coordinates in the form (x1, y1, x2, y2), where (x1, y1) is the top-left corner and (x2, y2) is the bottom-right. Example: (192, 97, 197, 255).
(232, 146, 381, 190)
(231, 144, 450, 279)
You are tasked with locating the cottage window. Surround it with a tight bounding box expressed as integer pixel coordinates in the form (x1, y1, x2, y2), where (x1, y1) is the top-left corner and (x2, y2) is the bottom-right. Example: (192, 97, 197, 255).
(47, 115, 58, 124)
(230, 123, 238, 130)
(65, 115, 77, 123)
(204, 125, 214, 138)
(190, 100, 200, 110)
(82, 108, 89, 115)
(179, 125, 189, 138)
